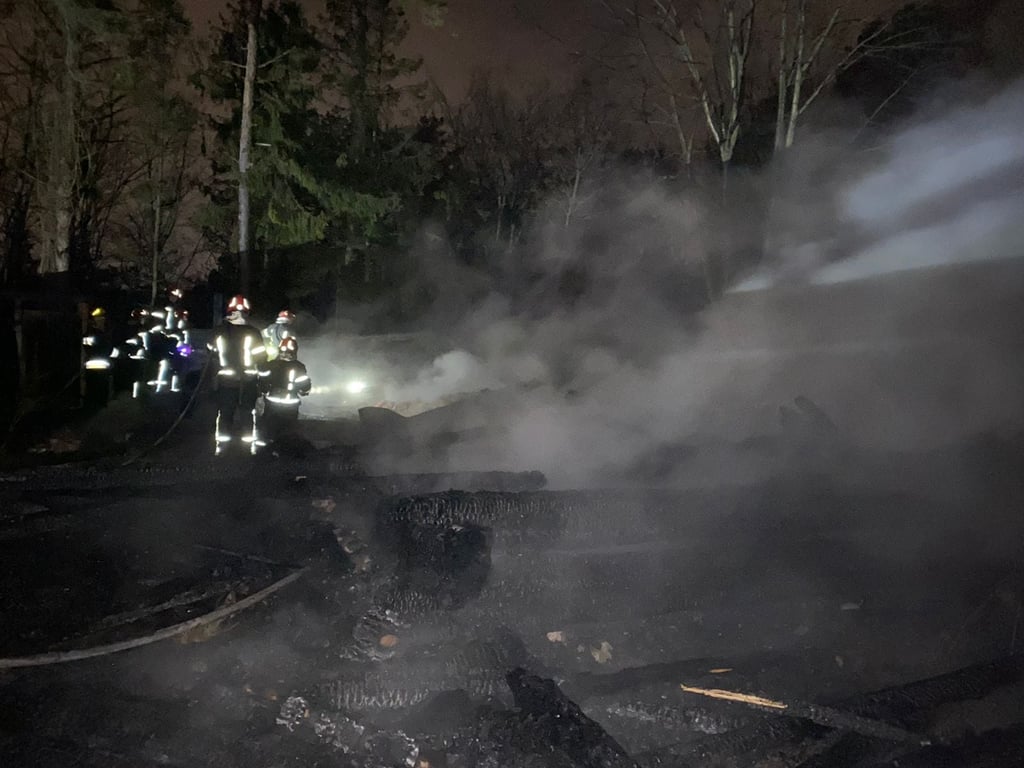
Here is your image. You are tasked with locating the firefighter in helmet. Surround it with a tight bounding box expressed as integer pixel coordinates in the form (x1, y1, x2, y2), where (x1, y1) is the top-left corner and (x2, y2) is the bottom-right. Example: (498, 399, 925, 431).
(81, 306, 118, 408)
(259, 336, 311, 441)
(124, 308, 175, 399)
(158, 288, 192, 394)
(207, 294, 268, 455)
(262, 309, 295, 361)
(164, 287, 190, 345)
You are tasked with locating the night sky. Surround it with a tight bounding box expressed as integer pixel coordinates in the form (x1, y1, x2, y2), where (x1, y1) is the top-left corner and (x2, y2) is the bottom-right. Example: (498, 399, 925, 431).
(182, 0, 1023, 102)
(183, 0, 595, 102)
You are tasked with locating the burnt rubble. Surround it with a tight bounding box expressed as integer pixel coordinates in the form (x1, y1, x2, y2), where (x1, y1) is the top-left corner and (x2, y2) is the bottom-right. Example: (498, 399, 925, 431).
(262, 481, 1024, 767)
(2, 429, 1023, 768)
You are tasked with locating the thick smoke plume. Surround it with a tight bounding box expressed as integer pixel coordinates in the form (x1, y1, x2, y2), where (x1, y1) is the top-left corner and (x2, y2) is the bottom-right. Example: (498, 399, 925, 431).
(301, 78, 1024, 487)
(744, 78, 1024, 289)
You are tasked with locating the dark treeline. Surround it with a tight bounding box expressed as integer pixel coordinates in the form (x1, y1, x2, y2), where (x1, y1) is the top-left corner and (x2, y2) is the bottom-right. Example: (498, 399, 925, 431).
(0, 0, 1011, 328)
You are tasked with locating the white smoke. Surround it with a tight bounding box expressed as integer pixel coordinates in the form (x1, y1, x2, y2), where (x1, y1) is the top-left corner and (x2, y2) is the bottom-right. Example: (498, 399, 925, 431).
(301, 78, 1024, 486)
(739, 78, 1024, 290)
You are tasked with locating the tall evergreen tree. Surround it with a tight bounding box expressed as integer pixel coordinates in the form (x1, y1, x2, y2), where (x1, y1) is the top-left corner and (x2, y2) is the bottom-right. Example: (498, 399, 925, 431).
(200, 3, 326, 273)
(311, 1, 448, 294)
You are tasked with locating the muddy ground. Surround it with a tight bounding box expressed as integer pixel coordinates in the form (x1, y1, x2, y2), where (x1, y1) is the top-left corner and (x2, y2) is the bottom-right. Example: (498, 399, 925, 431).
(1, 394, 1023, 768)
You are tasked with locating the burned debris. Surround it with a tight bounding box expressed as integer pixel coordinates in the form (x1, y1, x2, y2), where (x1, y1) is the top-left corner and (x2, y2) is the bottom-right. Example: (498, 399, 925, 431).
(268, 479, 1024, 767)
(2, 423, 1024, 768)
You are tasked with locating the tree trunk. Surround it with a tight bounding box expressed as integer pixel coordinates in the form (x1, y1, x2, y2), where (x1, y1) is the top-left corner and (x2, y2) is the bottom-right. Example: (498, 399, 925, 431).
(668, 93, 693, 169)
(349, 3, 371, 158)
(237, 12, 259, 294)
(774, 1, 789, 152)
(37, 1, 79, 276)
(335, 247, 347, 317)
(150, 179, 161, 306)
(495, 195, 504, 242)
(39, 90, 76, 275)
(784, 0, 806, 149)
(50, 187, 73, 275)
(720, 153, 731, 205)
(565, 166, 581, 228)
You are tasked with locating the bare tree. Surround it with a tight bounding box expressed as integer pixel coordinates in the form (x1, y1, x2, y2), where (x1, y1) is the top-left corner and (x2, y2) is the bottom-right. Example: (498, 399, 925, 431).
(614, 6, 700, 172)
(551, 78, 612, 228)
(445, 75, 558, 250)
(0, 0, 191, 280)
(0, 94, 34, 287)
(771, 0, 909, 151)
(7, 0, 128, 276)
(648, 0, 755, 181)
(32, 0, 83, 275)
(111, 95, 199, 301)
(594, 0, 756, 192)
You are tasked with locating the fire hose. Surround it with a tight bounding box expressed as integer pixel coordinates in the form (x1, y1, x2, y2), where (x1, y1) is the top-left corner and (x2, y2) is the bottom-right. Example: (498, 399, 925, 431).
(0, 566, 308, 669)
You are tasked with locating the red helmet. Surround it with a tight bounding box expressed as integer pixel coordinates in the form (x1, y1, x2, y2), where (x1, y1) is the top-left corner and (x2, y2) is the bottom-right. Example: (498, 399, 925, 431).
(227, 294, 250, 313)
(276, 310, 295, 323)
(279, 336, 298, 355)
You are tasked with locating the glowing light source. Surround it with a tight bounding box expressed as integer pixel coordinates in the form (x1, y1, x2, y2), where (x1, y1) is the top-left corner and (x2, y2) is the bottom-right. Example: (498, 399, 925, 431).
(345, 379, 367, 395)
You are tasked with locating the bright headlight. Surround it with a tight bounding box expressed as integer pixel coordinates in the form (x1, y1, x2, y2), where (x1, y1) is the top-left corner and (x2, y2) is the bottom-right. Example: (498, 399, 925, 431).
(345, 379, 367, 395)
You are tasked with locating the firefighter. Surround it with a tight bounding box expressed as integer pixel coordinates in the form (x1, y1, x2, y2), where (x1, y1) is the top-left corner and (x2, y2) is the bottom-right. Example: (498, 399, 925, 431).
(163, 299, 192, 395)
(262, 310, 295, 361)
(165, 287, 190, 346)
(150, 287, 189, 345)
(81, 306, 118, 408)
(124, 308, 175, 399)
(259, 336, 311, 441)
(151, 289, 192, 395)
(167, 308, 199, 406)
(208, 294, 268, 455)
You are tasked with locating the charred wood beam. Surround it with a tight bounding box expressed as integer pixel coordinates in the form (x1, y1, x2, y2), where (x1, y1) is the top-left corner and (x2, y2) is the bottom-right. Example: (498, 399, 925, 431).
(665, 716, 833, 767)
(785, 655, 1024, 767)
(677, 685, 927, 744)
(839, 654, 1024, 730)
(859, 723, 1024, 768)
(584, 695, 750, 754)
(652, 655, 1024, 766)
(506, 668, 641, 768)
(567, 656, 791, 700)
(317, 631, 534, 711)
(277, 695, 420, 765)
(375, 490, 727, 551)
(369, 470, 547, 495)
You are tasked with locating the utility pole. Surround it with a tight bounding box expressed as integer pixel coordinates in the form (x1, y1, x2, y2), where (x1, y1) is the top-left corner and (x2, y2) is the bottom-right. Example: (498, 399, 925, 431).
(237, 0, 261, 294)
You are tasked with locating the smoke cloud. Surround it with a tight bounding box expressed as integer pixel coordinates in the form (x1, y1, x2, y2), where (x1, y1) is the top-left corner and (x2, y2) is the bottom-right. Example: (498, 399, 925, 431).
(301, 78, 1024, 488)
(743, 78, 1024, 288)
